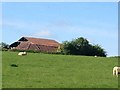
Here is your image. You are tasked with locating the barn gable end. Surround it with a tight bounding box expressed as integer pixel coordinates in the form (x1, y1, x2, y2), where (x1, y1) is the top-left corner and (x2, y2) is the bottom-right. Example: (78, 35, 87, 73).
(18, 37, 28, 41)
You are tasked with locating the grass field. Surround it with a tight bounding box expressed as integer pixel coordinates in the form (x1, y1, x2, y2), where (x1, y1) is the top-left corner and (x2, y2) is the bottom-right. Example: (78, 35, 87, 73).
(2, 51, 118, 88)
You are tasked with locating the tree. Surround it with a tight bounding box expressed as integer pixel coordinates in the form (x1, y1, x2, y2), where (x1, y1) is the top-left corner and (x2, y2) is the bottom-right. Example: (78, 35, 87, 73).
(92, 44, 107, 57)
(62, 41, 74, 55)
(62, 37, 107, 57)
(0, 42, 9, 50)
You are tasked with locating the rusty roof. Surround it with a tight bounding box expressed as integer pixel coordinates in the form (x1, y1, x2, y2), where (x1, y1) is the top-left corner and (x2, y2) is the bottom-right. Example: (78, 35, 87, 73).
(15, 42, 58, 52)
(18, 37, 60, 47)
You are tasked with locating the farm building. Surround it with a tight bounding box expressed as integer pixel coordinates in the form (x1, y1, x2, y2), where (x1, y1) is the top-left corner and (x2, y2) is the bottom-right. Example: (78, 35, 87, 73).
(9, 37, 60, 53)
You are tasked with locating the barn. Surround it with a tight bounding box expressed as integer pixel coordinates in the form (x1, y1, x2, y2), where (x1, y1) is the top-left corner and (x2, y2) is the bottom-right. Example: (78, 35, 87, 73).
(9, 37, 60, 53)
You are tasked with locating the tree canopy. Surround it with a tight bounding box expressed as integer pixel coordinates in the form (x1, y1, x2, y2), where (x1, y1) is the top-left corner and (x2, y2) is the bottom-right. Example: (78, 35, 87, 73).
(61, 37, 107, 57)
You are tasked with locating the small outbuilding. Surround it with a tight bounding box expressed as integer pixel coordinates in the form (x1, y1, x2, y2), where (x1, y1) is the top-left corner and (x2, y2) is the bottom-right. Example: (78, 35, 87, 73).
(9, 37, 60, 53)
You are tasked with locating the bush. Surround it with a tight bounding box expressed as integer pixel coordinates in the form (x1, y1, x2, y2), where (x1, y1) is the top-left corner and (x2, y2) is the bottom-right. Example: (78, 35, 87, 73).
(9, 49, 62, 55)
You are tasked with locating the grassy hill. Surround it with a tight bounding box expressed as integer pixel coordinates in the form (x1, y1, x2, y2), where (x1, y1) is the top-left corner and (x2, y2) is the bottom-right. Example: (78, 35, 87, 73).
(2, 51, 118, 88)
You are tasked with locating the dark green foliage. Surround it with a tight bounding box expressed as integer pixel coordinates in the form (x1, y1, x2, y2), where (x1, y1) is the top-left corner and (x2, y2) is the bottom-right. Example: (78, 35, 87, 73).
(0, 42, 9, 51)
(10, 49, 61, 55)
(62, 37, 107, 57)
(9, 49, 37, 53)
(92, 44, 107, 57)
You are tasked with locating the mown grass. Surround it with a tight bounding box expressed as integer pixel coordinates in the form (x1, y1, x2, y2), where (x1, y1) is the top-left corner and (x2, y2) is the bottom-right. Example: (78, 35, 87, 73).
(2, 51, 118, 88)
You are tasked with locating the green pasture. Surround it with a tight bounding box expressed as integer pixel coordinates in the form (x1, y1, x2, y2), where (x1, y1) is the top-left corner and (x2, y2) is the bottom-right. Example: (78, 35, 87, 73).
(2, 51, 118, 88)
